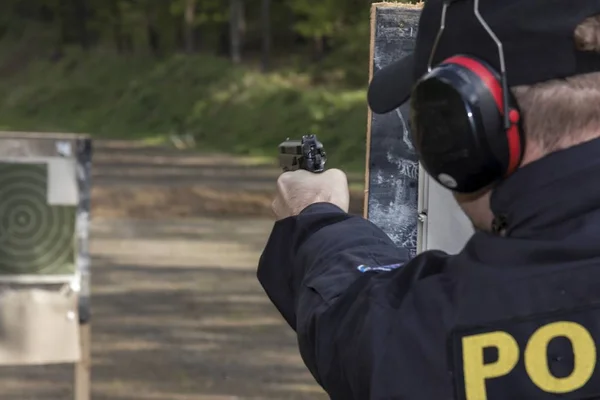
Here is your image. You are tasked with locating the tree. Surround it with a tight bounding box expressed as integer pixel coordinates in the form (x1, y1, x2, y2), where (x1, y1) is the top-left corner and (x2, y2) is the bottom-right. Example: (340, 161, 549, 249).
(288, 0, 339, 60)
(229, 0, 245, 64)
(183, 0, 196, 53)
(73, 0, 90, 50)
(260, 0, 271, 72)
(0, 0, 402, 85)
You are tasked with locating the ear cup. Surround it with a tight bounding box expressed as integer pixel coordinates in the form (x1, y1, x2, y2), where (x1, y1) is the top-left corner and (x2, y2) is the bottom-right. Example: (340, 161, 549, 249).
(410, 55, 524, 193)
(444, 56, 524, 176)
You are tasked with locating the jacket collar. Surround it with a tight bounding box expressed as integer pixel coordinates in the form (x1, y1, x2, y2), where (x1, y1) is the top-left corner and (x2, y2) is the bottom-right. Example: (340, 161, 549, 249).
(490, 136, 600, 238)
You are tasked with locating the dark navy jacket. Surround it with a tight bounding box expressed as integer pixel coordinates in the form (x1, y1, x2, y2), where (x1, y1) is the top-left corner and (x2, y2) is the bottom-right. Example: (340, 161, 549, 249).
(257, 138, 600, 400)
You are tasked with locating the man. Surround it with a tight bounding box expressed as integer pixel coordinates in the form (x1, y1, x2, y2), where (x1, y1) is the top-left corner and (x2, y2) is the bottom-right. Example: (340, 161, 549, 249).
(258, 0, 600, 398)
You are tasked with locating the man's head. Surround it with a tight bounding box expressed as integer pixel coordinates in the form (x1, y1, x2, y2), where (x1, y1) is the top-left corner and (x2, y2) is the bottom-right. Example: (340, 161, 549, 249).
(367, 0, 600, 231)
(459, 16, 600, 231)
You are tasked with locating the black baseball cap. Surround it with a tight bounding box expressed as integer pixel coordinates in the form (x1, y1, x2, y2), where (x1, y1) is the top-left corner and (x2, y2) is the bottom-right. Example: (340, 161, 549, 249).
(367, 0, 600, 115)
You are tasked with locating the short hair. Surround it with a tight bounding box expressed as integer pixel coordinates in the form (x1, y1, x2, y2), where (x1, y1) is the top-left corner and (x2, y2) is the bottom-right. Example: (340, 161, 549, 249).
(511, 16, 600, 152)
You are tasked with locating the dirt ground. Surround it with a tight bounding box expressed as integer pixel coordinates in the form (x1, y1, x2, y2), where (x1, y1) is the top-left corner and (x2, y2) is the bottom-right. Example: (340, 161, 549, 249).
(0, 141, 366, 399)
(90, 141, 364, 219)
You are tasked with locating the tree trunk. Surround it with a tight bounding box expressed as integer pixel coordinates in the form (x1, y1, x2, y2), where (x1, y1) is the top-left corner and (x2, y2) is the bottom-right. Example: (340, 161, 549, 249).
(145, 4, 160, 56)
(147, 23, 160, 56)
(229, 0, 244, 64)
(260, 0, 271, 72)
(183, 0, 196, 53)
(109, 0, 125, 53)
(57, 0, 69, 51)
(74, 0, 89, 50)
(314, 36, 324, 61)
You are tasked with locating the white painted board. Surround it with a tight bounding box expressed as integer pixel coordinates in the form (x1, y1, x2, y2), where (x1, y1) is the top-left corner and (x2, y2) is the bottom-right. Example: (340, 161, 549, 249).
(417, 164, 474, 254)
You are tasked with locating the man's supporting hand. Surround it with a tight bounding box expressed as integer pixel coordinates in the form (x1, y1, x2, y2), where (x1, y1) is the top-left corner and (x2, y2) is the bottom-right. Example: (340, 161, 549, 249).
(272, 168, 350, 220)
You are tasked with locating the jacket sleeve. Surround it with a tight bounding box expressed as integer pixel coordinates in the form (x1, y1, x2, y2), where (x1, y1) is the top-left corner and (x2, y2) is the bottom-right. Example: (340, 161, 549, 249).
(257, 202, 447, 397)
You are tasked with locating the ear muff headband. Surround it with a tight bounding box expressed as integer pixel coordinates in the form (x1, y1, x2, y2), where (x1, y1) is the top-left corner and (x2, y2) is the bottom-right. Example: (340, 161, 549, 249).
(443, 56, 522, 175)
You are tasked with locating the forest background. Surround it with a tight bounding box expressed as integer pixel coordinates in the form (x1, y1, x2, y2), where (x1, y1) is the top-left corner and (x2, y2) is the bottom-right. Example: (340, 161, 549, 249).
(0, 0, 419, 171)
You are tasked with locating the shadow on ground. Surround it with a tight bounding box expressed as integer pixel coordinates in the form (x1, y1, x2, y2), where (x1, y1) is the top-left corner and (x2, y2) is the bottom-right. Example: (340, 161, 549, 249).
(0, 218, 328, 400)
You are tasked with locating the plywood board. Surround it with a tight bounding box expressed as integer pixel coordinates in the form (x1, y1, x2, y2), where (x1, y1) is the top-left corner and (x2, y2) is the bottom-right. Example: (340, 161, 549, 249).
(365, 3, 473, 257)
(364, 3, 422, 257)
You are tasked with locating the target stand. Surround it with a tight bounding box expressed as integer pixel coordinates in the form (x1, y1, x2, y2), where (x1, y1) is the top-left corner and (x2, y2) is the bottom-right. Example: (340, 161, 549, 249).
(0, 132, 92, 400)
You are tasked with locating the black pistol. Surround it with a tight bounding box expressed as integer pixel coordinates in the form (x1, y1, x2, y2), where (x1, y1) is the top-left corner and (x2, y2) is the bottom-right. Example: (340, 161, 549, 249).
(278, 134, 327, 173)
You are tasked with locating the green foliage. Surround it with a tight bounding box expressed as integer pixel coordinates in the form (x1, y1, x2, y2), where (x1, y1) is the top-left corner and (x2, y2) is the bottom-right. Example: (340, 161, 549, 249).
(289, 0, 339, 39)
(0, 0, 424, 83)
(0, 0, 426, 170)
(0, 51, 367, 172)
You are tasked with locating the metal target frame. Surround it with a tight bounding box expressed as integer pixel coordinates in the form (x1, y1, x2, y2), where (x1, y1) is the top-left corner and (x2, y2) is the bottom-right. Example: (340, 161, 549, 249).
(0, 131, 92, 400)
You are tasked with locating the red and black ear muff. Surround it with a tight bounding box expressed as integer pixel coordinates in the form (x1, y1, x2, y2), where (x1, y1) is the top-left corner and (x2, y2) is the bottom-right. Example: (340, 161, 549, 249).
(442, 56, 524, 176)
(409, 55, 525, 193)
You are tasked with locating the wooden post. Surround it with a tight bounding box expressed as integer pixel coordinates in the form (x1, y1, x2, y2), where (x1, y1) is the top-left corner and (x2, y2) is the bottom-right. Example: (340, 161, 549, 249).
(74, 324, 91, 400)
(75, 134, 93, 400)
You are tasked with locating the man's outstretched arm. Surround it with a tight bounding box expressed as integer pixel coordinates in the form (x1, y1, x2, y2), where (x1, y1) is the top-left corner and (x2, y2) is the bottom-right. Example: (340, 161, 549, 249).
(258, 201, 430, 397)
(257, 169, 449, 398)
(257, 202, 410, 331)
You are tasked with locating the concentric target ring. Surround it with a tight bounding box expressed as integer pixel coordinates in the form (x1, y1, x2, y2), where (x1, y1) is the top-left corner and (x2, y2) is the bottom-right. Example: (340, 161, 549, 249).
(9, 204, 36, 234)
(1, 195, 49, 247)
(0, 163, 76, 275)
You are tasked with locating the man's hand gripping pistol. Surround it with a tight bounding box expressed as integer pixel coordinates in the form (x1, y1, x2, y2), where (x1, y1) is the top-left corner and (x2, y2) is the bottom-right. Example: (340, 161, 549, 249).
(278, 134, 327, 173)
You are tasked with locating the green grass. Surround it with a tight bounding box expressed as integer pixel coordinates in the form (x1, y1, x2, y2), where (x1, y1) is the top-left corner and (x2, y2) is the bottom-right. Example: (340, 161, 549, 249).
(0, 49, 368, 173)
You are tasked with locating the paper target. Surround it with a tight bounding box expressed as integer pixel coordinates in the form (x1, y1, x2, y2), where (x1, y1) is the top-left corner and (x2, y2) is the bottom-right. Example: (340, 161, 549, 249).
(0, 163, 76, 275)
